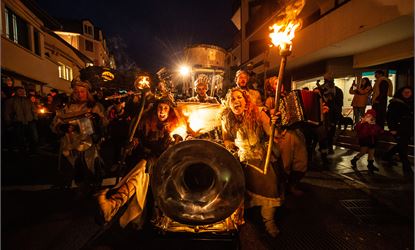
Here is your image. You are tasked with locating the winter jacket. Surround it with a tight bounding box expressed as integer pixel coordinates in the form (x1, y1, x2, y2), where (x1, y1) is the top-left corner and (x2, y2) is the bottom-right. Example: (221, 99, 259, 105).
(387, 97, 414, 137)
(4, 96, 37, 125)
(350, 85, 372, 108)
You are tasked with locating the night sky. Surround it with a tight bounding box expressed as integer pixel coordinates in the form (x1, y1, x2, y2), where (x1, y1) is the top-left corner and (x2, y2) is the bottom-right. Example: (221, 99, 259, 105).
(35, 0, 238, 73)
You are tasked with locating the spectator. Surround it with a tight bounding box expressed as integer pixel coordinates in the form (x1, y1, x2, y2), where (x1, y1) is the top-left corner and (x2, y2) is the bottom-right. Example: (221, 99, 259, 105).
(385, 86, 414, 177)
(1, 76, 15, 99)
(372, 70, 393, 127)
(351, 109, 383, 173)
(4, 87, 39, 153)
(320, 72, 343, 154)
(349, 77, 372, 124)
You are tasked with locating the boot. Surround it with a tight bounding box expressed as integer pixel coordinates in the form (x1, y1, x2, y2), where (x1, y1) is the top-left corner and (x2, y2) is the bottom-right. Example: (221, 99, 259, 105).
(367, 160, 379, 173)
(261, 206, 280, 237)
(350, 157, 358, 169)
(96, 181, 135, 223)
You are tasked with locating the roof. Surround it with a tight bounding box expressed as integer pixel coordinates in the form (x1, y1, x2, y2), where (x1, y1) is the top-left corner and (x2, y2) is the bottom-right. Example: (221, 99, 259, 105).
(21, 0, 62, 30)
(56, 18, 84, 34)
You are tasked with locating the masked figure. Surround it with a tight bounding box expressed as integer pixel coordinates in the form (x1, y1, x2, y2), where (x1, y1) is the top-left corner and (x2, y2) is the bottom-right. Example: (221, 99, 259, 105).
(96, 98, 182, 228)
(51, 79, 107, 190)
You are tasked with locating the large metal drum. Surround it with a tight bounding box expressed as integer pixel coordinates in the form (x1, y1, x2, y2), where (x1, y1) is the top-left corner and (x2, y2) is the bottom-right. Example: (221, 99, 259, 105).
(151, 139, 245, 226)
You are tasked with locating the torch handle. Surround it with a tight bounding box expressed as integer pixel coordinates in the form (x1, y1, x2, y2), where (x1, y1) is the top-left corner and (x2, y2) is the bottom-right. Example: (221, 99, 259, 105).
(263, 55, 288, 173)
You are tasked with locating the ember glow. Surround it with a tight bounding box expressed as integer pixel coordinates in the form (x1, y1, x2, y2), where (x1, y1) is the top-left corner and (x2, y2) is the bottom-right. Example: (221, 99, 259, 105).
(269, 0, 305, 51)
(38, 107, 47, 114)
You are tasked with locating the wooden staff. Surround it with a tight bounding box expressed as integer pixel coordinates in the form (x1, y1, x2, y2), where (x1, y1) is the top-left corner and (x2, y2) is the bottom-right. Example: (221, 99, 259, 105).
(263, 49, 291, 173)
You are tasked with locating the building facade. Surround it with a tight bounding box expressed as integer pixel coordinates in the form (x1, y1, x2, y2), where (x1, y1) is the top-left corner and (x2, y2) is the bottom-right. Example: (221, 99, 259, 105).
(54, 19, 116, 69)
(228, 0, 414, 114)
(1, 0, 94, 93)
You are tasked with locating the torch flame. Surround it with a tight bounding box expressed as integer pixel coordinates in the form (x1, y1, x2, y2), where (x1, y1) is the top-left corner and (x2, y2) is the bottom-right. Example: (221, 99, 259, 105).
(269, 0, 305, 51)
(269, 21, 300, 51)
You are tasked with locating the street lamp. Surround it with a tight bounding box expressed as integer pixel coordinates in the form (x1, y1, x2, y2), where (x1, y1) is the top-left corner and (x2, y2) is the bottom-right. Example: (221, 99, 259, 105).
(179, 65, 190, 77)
(178, 64, 191, 97)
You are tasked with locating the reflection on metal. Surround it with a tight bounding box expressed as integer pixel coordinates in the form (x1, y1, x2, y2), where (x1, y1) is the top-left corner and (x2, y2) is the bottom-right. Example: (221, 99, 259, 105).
(151, 140, 245, 230)
(152, 207, 244, 233)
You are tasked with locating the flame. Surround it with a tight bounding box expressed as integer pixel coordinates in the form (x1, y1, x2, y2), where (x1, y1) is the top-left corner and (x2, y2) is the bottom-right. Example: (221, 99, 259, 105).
(269, 0, 305, 51)
(170, 102, 223, 138)
(170, 125, 187, 139)
(38, 107, 47, 114)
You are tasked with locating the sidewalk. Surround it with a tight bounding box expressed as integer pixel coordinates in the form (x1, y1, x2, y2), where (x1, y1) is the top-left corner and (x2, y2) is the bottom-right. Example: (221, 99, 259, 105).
(321, 145, 414, 219)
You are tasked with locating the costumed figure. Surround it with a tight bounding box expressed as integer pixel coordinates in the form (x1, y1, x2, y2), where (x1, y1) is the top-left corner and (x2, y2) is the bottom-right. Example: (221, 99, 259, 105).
(221, 87, 283, 237)
(186, 74, 219, 104)
(96, 97, 182, 228)
(51, 79, 108, 190)
(234, 69, 263, 107)
(264, 77, 308, 196)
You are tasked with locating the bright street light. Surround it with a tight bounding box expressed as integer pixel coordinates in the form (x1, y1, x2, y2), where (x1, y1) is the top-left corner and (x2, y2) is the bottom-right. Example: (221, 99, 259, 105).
(179, 65, 190, 76)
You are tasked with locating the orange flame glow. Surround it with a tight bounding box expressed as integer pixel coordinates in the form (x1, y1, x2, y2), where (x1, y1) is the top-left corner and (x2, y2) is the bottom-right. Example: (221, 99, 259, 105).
(169, 102, 223, 138)
(269, 0, 305, 51)
(170, 125, 187, 139)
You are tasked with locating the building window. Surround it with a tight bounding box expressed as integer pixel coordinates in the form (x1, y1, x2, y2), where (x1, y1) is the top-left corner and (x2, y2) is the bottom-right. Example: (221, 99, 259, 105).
(33, 29, 41, 56)
(58, 63, 73, 81)
(85, 39, 94, 52)
(84, 24, 93, 36)
(4, 7, 30, 50)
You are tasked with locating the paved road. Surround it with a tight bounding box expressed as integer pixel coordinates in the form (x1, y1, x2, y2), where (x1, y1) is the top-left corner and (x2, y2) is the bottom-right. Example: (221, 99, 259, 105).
(2, 144, 413, 250)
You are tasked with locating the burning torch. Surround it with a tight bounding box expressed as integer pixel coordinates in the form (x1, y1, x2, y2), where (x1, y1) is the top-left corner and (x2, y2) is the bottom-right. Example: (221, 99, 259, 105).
(263, 0, 304, 173)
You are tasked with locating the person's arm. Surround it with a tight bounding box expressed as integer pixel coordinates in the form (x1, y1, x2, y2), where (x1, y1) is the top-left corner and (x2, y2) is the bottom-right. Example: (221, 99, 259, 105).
(221, 118, 237, 152)
(357, 86, 372, 95)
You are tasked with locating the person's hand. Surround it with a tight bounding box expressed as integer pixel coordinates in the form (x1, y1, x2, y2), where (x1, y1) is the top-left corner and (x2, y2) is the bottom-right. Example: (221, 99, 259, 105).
(322, 104, 329, 114)
(390, 130, 397, 135)
(270, 110, 281, 125)
(132, 138, 139, 147)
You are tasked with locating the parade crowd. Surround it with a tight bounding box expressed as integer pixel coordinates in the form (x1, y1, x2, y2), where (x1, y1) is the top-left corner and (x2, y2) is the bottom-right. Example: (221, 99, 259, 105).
(1, 68, 413, 237)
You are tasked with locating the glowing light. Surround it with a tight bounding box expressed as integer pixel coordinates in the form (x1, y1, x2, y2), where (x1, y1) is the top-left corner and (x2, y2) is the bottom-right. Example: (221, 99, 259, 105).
(176, 102, 223, 135)
(179, 65, 190, 76)
(170, 125, 187, 139)
(135, 76, 150, 89)
(269, 21, 300, 51)
(268, 0, 305, 51)
(38, 107, 47, 114)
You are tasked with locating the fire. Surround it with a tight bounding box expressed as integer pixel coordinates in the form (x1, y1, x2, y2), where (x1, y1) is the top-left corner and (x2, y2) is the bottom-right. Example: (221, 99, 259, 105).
(269, 0, 305, 51)
(269, 21, 300, 51)
(170, 125, 187, 140)
(170, 102, 223, 138)
(38, 107, 47, 114)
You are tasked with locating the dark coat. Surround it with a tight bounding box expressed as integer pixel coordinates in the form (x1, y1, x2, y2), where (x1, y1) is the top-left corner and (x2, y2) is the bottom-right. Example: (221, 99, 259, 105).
(387, 97, 414, 138)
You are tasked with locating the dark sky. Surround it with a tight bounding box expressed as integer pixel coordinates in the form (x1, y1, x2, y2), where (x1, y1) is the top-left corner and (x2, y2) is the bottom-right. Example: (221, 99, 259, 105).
(35, 0, 238, 73)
